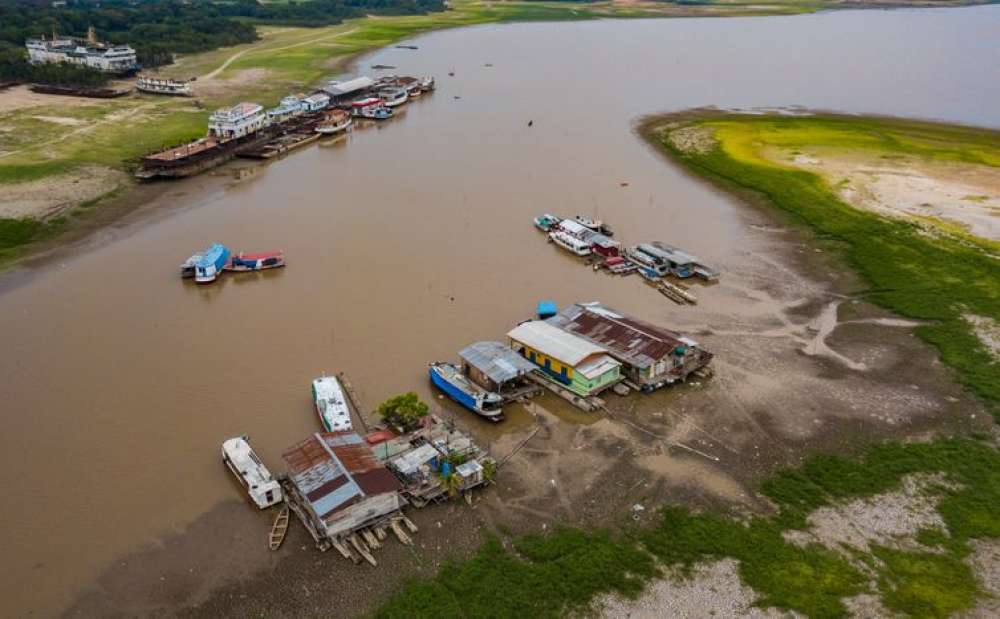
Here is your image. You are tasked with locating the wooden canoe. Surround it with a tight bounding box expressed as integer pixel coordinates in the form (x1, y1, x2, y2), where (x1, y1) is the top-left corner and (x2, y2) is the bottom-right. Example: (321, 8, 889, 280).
(269, 505, 290, 551)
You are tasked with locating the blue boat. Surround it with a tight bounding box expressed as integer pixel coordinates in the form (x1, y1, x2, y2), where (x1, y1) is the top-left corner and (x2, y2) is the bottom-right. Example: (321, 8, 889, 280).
(428, 362, 504, 422)
(193, 243, 230, 284)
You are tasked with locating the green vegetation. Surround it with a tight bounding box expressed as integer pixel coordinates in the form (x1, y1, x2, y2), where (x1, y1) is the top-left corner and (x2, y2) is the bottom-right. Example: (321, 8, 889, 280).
(647, 113, 1000, 412)
(0, 217, 61, 262)
(377, 437, 1000, 618)
(377, 391, 429, 431)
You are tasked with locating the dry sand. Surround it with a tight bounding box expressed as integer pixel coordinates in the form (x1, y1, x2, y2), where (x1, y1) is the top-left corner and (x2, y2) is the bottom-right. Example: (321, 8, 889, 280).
(0, 165, 128, 220)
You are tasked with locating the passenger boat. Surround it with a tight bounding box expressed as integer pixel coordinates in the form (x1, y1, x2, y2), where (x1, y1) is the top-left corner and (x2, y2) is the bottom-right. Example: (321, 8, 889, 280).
(573, 215, 613, 237)
(428, 362, 504, 421)
(549, 230, 592, 256)
(223, 250, 285, 273)
(136, 75, 192, 97)
(378, 87, 408, 107)
(351, 97, 393, 120)
(419, 76, 435, 92)
(534, 213, 561, 232)
(182, 243, 230, 283)
(221, 435, 283, 509)
(315, 109, 352, 134)
(312, 375, 352, 432)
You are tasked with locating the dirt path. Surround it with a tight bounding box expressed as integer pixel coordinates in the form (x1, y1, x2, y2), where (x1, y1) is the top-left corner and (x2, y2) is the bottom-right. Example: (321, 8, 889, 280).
(200, 27, 360, 81)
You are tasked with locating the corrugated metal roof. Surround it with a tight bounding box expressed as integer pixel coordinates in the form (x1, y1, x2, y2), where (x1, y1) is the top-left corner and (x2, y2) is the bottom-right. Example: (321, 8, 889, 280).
(507, 321, 608, 366)
(558, 219, 595, 238)
(459, 341, 537, 384)
(548, 302, 688, 369)
(282, 432, 400, 521)
(324, 76, 375, 96)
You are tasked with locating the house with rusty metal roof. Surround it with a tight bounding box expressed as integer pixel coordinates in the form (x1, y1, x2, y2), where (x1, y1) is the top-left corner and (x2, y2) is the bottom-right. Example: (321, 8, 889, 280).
(282, 432, 404, 551)
(547, 302, 713, 391)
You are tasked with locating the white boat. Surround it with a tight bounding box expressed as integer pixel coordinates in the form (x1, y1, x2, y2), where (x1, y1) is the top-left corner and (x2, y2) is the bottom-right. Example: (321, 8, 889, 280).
(379, 87, 408, 107)
(221, 436, 283, 509)
(315, 109, 352, 134)
(573, 215, 613, 236)
(549, 230, 592, 256)
(312, 375, 352, 432)
(419, 76, 435, 92)
(136, 76, 192, 96)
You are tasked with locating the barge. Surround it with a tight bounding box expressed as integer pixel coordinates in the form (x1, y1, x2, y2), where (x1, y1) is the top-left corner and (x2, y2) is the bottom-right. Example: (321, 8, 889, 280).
(30, 84, 130, 98)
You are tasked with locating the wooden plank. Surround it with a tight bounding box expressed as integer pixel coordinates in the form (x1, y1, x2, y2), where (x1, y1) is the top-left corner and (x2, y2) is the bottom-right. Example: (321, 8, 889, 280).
(337, 372, 370, 432)
(390, 520, 412, 545)
(401, 515, 418, 533)
(349, 533, 377, 566)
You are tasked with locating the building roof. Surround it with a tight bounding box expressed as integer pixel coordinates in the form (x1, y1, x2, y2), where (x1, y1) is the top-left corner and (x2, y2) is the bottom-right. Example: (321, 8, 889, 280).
(282, 432, 400, 522)
(324, 76, 375, 96)
(459, 341, 537, 384)
(548, 302, 693, 369)
(507, 320, 608, 366)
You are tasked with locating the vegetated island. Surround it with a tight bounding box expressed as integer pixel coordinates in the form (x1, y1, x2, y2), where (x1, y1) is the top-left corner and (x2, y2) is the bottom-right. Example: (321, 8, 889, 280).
(367, 112, 1000, 619)
(0, 0, 995, 269)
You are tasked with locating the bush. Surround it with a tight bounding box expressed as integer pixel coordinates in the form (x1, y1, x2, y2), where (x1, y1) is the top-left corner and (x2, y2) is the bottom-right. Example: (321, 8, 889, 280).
(376, 391, 428, 431)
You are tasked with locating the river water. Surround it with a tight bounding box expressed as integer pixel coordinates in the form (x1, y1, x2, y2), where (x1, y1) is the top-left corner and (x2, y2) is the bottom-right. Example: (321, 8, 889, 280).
(1, 6, 998, 616)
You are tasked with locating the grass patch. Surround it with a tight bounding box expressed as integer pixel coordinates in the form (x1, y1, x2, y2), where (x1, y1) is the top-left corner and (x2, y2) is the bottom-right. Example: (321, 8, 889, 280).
(376, 438, 1000, 618)
(0, 216, 62, 262)
(646, 113, 1000, 413)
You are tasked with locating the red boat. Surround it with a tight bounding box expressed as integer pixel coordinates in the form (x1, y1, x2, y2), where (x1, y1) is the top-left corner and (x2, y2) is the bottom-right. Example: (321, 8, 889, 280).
(223, 250, 285, 273)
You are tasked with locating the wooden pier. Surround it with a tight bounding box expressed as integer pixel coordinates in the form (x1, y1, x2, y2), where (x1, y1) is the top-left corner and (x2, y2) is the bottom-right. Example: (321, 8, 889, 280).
(526, 372, 604, 412)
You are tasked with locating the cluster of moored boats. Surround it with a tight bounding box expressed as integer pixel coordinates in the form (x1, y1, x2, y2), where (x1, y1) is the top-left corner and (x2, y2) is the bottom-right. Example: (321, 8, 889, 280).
(180, 243, 285, 283)
(534, 213, 720, 287)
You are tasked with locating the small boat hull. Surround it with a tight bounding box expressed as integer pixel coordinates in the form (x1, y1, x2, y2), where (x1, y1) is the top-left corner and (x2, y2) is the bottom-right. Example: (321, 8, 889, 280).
(429, 363, 504, 421)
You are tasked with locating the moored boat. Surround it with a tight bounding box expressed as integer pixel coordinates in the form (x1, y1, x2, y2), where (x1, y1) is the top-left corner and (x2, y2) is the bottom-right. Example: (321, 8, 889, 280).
(312, 375, 352, 432)
(419, 76, 435, 92)
(351, 97, 393, 119)
(533, 213, 561, 231)
(183, 243, 230, 283)
(549, 230, 592, 256)
(573, 215, 613, 236)
(315, 109, 352, 134)
(223, 250, 285, 272)
(221, 435, 283, 509)
(428, 362, 504, 421)
(378, 86, 408, 107)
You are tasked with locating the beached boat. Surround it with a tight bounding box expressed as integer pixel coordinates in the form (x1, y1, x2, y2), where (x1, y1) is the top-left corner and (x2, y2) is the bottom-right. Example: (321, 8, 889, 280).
(315, 109, 352, 134)
(379, 87, 408, 107)
(136, 76, 192, 97)
(312, 375, 353, 432)
(221, 436, 283, 509)
(223, 250, 285, 273)
(269, 505, 290, 550)
(534, 213, 561, 232)
(428, 362, 504, 421)
(549, 230, 592, 256)
(184, 243, 230, 283)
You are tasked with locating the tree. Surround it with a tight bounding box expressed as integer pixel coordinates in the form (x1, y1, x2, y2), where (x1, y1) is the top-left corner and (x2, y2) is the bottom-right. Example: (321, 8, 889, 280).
(376, 391, 428, 432)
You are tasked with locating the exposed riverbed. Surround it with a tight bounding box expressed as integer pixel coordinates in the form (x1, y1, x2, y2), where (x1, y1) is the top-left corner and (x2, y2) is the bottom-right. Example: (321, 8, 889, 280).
(2, 6, 999, 617)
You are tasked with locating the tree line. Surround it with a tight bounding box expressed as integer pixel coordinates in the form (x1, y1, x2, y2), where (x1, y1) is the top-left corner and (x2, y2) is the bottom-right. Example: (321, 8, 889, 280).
(0, 0, 445, 86)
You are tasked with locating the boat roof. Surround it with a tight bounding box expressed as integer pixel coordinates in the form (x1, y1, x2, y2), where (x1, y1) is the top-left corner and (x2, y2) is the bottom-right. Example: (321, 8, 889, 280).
(507, 320, 608, 366)
(558, 219, 593, 237)
(645, 242, 699, 265)
(458, 341, 537, 384)
(196, 243, 228, 268)
(590, 233, 619, 248)
(547, 302, 695, 369)
(282, 432, 400, 522)
(325, 76, 375, 96)
(222, 437, 275, 489)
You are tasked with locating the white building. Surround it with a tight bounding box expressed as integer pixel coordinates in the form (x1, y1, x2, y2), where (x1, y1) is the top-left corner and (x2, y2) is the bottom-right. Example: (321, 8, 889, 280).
(208, 103, 268, 140)
(25, 37, 138, 74)
(302, 93, 330, 112)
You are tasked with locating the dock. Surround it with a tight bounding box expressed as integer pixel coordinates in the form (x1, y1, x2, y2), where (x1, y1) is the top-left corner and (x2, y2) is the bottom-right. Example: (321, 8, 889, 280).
(526, 372, 604, 412)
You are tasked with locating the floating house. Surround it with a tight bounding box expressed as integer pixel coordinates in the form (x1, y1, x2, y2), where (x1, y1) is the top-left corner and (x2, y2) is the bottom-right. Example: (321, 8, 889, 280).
(589, 233, 621, 258)
(547, 302, 713, 391)
(507, 320, 621, 397)
(282, 432, 404, 551)
(458, 340, 539, 395)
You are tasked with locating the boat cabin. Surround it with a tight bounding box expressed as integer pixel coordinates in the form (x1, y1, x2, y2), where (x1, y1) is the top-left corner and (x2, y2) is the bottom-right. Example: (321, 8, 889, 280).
(557, 219, 596, 241)
(589, 233, 620, 257)
(640, 243, 697, 278)
(458, 340, 539, 395)
(550, 230, 592, 256)
(222, 436, 283, 509)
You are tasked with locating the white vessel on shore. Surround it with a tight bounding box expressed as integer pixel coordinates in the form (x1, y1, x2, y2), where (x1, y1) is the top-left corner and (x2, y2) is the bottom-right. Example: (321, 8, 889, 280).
(136, 76, 192, 96)
(221, 436, 283, 509)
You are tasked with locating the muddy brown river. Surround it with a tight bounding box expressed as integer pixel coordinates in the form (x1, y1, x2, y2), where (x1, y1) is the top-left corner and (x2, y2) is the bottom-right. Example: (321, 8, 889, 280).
(2, 6, 999, 616)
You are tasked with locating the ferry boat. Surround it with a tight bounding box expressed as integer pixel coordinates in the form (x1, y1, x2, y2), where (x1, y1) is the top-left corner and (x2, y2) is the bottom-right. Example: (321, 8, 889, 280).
(223, 250, 285, 273)
(534, 213, 561, 232)
(549, 230, 592, 256)
(419, 76, 435, 92)
(181, 243, 230, 283)
(429, 362, 504, 421)
(221, 435, 283, 509)
(312, 375, 352, 432)
(378, 87, 408, 107)
(315, 109, 352, 134)
(136, 75, 192, 96)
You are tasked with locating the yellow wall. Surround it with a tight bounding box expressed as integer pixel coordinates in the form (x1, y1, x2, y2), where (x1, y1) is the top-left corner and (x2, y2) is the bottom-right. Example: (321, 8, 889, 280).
(519, 344, 574, 379)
